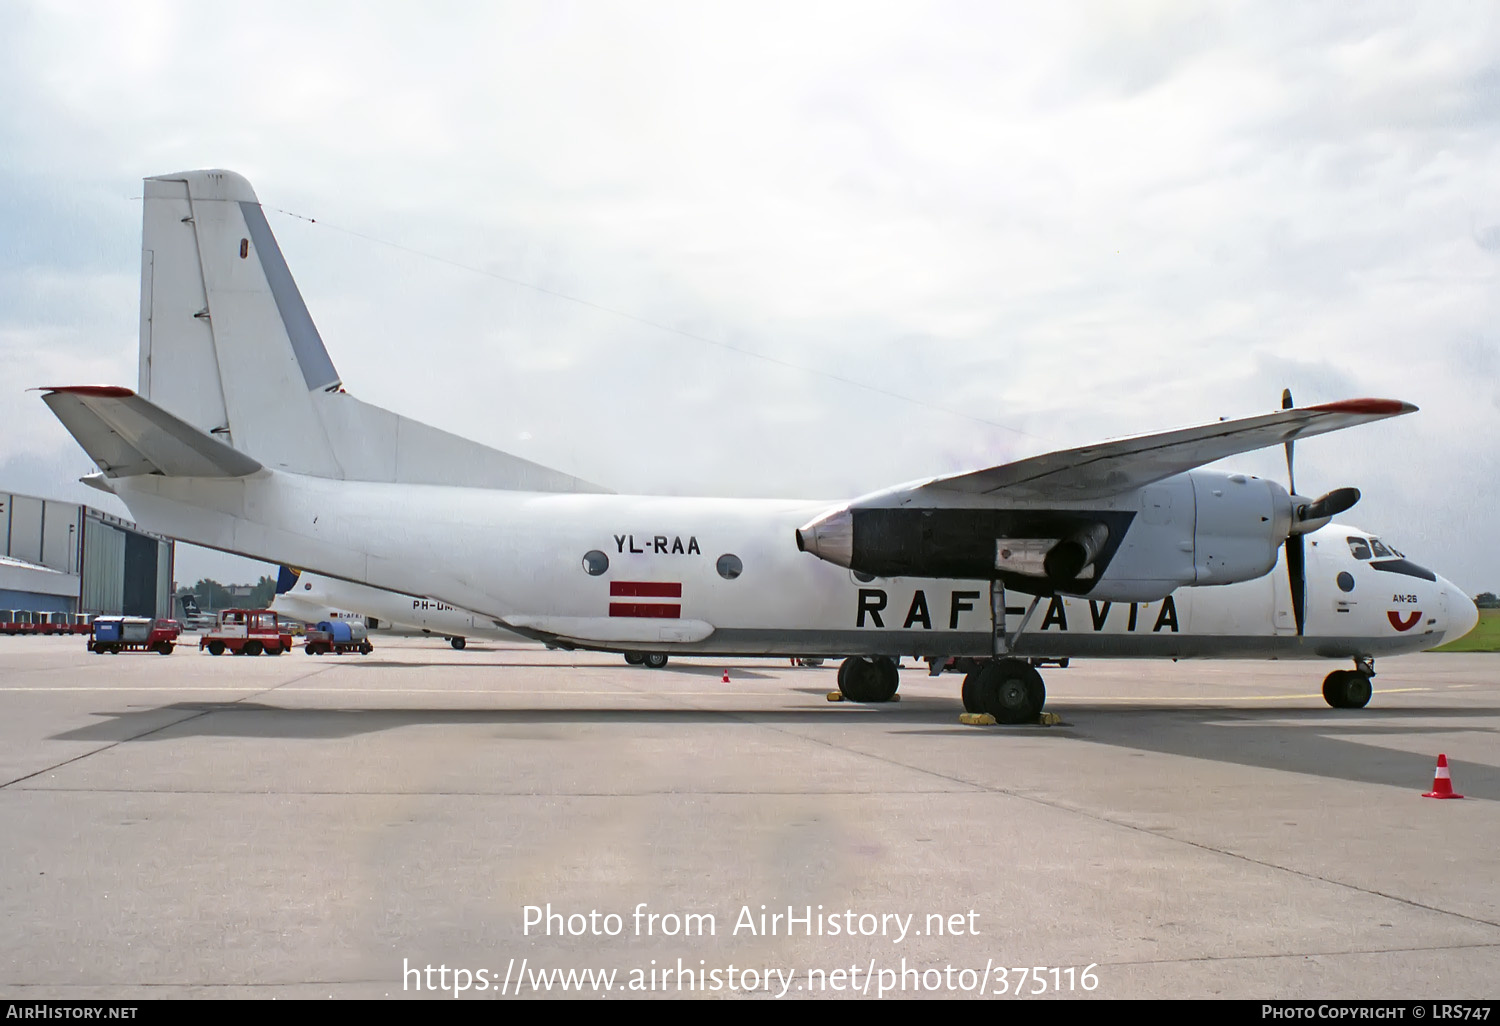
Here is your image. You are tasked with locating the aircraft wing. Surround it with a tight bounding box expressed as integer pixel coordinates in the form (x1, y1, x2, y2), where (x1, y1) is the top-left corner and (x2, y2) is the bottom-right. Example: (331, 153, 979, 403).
(40, 386, 263, 479)
(875, 398, 1416, 504)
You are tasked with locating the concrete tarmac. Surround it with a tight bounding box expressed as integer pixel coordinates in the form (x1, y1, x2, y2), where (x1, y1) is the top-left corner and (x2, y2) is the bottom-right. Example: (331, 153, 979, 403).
(1, 635, 1496, 1000)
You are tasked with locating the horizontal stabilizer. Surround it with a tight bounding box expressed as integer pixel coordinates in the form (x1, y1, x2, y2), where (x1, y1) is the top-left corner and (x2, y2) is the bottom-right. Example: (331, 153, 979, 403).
(895, 398, 1417, 503)
(41, 386, 263, 479)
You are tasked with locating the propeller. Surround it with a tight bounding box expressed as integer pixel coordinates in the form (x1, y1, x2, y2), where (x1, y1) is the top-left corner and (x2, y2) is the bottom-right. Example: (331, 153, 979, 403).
(1280, 389, 1362, 635)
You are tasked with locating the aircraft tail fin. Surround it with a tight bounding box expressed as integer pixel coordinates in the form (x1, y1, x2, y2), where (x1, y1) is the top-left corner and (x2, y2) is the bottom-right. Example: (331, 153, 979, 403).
(276, 566, 302, 595)
(136, 170, 607, 493)
(41, 386, 263, 479)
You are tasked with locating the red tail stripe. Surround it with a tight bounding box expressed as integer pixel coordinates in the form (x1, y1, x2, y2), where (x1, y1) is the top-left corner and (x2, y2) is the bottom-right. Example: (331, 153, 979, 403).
(609, 603, 681, 619)
(610, 581, 682, 598)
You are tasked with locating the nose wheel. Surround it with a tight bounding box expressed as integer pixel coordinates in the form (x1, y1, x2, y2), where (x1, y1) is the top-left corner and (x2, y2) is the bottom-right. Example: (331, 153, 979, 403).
(1322, 668, 1373, 709)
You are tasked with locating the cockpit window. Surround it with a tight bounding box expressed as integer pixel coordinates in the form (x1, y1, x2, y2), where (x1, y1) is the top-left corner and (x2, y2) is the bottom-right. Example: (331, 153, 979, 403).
(1346, 537, 1372, 560)
(1369, 539, 1393, 558)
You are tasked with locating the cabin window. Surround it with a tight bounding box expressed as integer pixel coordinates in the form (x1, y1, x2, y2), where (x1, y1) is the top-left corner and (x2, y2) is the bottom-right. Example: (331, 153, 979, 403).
(716, 554, 743, 580)
(582, 550, 609, 576)
(1346, 537, 1372, 560)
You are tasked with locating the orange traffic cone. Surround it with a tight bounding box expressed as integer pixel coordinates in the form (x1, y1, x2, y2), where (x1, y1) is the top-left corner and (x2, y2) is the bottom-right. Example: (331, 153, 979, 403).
(1422, 754, 1464, 799)
(722, 669, 730, 683)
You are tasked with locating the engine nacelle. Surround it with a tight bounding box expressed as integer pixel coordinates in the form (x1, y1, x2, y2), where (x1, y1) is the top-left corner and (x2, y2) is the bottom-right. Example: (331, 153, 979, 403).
(1188, 473, 1293, 584)
(795, 471, 1295, 601)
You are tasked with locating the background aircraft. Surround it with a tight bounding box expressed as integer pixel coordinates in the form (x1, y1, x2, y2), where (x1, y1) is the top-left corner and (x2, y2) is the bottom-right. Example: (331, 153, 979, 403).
(270, 566, 677, 667)
(270, 566, 490, 650)
(41, 170, 1477, 723)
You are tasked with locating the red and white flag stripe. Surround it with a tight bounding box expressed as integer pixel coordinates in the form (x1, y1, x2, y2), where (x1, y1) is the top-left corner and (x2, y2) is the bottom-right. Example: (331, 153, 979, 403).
(609, 581, 681, 619)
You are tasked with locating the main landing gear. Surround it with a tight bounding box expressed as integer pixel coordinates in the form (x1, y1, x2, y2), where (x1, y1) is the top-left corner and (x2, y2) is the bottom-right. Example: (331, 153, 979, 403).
(831, 653, 1050, 723)
(624, 652, 669, 669)
(960, 659, 1047, 724)
(836, 656, 900, 703)
(1323, 657, 1375, 709)
(957, 579, 1051, 723)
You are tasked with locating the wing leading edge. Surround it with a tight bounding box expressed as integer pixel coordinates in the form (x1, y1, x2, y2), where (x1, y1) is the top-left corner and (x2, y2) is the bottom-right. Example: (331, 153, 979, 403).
(871, 398, 1416, 505)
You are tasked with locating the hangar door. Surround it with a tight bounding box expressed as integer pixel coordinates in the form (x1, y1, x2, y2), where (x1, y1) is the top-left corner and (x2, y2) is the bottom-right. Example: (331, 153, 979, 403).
(122, 532, 158, 617)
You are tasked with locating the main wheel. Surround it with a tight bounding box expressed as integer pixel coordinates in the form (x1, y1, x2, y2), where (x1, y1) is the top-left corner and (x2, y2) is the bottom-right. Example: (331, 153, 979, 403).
(207, 641, 226, 656)
(624, 652, 646, 665)
(450, 637, 466, 650)
(976, 658, 1045, 724)
(1322, 670, 1373, 709)
(875, 656, 899, 700)
(961, 669, 983, 713)
(643, 653, 669, 669)
(1026, 672, 1046, 714)
(837, 656, 899, 703)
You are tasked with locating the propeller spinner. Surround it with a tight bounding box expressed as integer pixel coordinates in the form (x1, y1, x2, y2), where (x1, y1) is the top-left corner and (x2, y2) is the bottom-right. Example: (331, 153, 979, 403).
(1281, 389, 1362, 635)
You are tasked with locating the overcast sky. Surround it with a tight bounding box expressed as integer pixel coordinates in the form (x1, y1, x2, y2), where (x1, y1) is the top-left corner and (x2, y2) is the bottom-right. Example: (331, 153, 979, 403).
(1, 2, 1497, 594)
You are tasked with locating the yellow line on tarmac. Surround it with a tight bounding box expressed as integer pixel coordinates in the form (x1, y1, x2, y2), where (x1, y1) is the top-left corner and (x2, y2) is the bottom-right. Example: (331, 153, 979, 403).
(1062, 687, 1436, 702)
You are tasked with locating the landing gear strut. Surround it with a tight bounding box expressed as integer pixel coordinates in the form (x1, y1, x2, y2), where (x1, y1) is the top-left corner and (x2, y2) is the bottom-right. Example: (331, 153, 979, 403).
(836, 656, 900, 703)
(1323, 658, 1374, 709)
(958, 581, 1050, 723)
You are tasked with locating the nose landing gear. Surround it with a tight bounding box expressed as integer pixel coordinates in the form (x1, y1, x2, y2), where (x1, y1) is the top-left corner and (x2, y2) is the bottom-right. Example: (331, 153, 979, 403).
(1323, 658, 1375, 709)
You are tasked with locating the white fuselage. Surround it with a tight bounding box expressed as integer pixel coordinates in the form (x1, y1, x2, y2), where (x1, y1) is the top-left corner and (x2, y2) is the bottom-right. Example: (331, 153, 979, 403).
(109, 467, 1473, 660)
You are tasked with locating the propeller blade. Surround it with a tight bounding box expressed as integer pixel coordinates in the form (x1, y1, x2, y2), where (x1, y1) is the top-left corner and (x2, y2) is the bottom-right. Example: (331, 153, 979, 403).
(1281, 388, 1296, 495)
(1301, 486, 1360, 522)
(1286, 533, 1306, 636)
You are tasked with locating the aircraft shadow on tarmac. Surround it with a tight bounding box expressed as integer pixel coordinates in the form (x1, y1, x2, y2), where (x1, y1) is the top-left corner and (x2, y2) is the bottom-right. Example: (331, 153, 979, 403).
(48, 700, 1498, 798)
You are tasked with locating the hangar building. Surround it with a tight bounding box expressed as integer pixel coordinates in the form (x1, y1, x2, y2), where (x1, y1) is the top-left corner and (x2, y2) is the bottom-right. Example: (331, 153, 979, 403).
(1, 490, 174, 620)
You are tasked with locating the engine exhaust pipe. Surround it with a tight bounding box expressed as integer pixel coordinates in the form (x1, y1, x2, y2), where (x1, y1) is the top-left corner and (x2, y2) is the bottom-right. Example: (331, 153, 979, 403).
(1043, 523, 1110, 584)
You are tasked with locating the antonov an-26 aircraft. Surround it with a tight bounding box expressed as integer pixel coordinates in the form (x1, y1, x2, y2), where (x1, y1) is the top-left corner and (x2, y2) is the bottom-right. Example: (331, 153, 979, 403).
(41, 170, 1478, 723)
